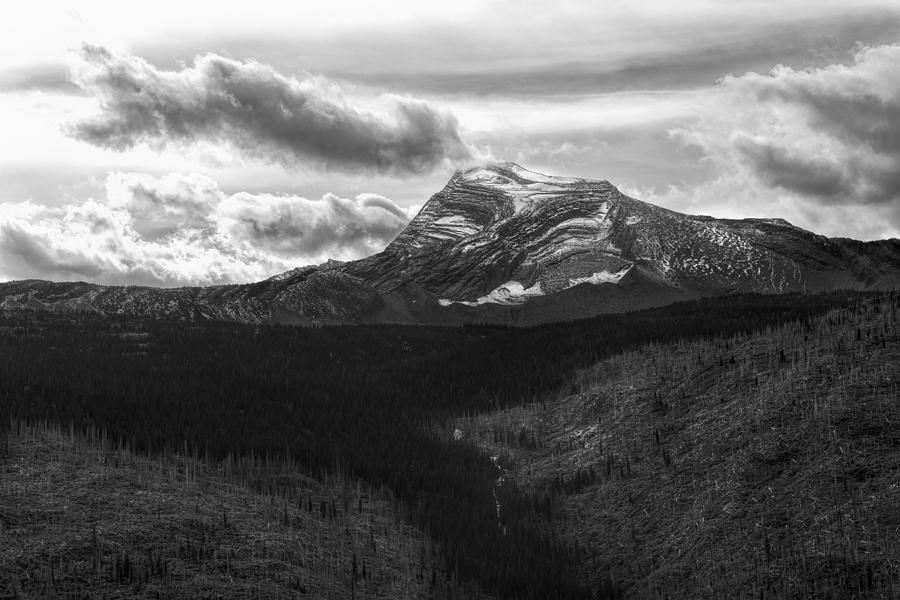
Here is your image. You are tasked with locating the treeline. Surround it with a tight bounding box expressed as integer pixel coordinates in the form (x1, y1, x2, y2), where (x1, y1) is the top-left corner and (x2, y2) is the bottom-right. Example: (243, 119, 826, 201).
(0, 291, 876, 599)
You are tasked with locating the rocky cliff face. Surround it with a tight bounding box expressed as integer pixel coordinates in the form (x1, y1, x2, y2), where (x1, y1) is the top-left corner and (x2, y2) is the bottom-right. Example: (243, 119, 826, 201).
(344, 162, 900, 308)
(2, 163, 899, 325)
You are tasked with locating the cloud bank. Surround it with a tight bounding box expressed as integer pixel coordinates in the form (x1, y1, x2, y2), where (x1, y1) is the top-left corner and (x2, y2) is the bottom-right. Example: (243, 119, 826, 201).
(68, 45, 471, 174)
(667, 42, 900, 238)
(0, 172, 411, 286)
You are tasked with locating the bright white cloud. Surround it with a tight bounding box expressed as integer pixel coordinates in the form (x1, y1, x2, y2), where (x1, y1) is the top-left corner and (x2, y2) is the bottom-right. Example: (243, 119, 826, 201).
(644, 42, 900, 239)
(0, 172, 410, 286)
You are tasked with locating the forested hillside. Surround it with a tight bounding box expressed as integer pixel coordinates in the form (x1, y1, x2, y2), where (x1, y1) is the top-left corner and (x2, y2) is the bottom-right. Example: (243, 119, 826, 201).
(457, 295, 900, 598)
(1, 421, 473, 599)
(0, 291, 888, 599)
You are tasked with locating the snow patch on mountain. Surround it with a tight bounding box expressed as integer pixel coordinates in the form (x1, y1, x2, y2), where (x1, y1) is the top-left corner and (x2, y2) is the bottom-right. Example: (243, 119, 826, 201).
(568, 267, 631, 287)
(459, 164, 588, 214)
(503, 163, 583, 185)
(429, 215, 482, 240)
(460, 163, 582, 186)
(439, 280, 544, 307)
(438, 263, 634, 307)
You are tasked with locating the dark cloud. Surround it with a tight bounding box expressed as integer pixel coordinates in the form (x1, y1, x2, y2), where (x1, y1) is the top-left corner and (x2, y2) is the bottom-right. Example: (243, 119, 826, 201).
(731, 136, 849, 199)
(676, 43, 900, 208)
(68, 45, 471, 175)
(0, 172, 411, 286)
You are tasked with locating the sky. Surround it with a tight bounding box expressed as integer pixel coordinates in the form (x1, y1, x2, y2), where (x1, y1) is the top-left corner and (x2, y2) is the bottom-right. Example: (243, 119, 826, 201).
(2, 0, 900, 286)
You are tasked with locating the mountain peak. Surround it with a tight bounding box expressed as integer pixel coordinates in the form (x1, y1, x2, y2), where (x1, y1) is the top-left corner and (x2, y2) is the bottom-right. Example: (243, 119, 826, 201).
(367, 162, 900, 313)
(457, 162, 587, 187)
(387, 162, 618, 254)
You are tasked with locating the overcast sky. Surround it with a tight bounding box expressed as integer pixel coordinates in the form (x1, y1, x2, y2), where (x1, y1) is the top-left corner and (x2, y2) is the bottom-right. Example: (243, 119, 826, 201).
(2, 0, 900, 286)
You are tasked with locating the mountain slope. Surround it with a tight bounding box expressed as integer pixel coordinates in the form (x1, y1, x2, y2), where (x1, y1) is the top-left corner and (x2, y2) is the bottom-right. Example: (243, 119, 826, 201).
(456, 296, 900, 598)
(1, 421, 479, 600)
(2, 163, 899, 325)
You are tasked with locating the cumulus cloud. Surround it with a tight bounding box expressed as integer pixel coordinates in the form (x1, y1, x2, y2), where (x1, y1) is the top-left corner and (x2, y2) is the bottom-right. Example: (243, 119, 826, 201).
(668, 43, 900, 238)
(67, 45, 472, 174)
(0, 172, 410, 286)
(218, 190, 411, 258)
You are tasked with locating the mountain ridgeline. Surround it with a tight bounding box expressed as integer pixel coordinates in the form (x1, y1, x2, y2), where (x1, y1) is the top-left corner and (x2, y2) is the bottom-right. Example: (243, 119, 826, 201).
(2, 163, 899, 325)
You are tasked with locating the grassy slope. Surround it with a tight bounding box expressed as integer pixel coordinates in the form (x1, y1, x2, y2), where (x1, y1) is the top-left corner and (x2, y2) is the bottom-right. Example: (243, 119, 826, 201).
(0, 422, 483, 599)
(457, 297, 900, 599)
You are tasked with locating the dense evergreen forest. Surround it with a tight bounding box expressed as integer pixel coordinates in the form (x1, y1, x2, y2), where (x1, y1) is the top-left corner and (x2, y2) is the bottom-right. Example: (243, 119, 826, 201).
(0, 291, 875, 599)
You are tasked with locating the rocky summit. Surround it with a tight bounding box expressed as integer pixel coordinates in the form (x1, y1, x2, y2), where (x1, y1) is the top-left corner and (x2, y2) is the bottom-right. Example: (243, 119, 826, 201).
(2, 163, 900, 325)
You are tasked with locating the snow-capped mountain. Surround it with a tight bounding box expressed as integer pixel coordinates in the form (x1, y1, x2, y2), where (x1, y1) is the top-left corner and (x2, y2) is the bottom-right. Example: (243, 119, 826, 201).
(2, 163, 899, 325)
